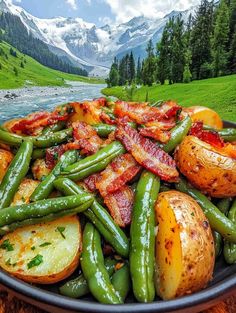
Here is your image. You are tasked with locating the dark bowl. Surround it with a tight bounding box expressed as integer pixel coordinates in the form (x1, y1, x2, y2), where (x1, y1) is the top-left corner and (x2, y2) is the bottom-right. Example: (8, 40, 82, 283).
(0, 121, 236, 313)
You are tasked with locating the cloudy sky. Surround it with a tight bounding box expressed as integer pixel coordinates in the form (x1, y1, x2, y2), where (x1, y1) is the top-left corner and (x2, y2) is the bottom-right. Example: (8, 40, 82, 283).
(12, 0, 200, 25)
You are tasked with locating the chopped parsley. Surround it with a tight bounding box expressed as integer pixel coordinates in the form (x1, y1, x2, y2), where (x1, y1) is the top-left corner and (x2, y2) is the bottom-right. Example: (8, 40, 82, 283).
(31, 246, 36, 251)
(27, 254, 43, 269)
(5, 258, 16, 267)
(53, 152, 59, 161)
(56, 226, 66, 239)
(191, 212, 195, 216)
(39, 242, 51, 247)
(0, 239, 14, 251)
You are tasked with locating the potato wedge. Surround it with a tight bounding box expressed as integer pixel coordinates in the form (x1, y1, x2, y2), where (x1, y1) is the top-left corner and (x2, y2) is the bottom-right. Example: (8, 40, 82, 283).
(11, 178, 39, 206)
(32, 158, 51, 181)
(155, 191, 214, 300)
(184, 106, 223, 130)
(175, 135, 236, 198)
(0, 149, 14, 182)
(0, 216, 81, 284)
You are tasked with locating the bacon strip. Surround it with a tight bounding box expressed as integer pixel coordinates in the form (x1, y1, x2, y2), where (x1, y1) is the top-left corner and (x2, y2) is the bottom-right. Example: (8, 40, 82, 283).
(72, 121, 103, 155)
(11, 104, 72, 135)
(83, 173, 100, 193)
(114, 100, 181, 124)
(96, 153, 141, 196)
(115, 122, 179, 182)
(189, 122, 225, 149)
(45, 145, 66, 169)
(104, 186, 134, 227)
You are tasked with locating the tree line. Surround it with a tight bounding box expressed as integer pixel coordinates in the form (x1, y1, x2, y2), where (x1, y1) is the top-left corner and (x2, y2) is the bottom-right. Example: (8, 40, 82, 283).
(0, 12, 88, 77)
(107, 0, 236, 87)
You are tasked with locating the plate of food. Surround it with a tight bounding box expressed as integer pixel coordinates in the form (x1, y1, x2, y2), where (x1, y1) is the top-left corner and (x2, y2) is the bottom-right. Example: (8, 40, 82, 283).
(0, 98, 235, 313)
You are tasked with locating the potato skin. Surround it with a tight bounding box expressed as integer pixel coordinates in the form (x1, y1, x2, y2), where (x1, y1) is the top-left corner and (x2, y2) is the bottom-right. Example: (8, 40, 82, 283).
(0, 149, 14, 182)
(11, 178, 39, 206)
(184, 106, 223, 130)
(0, 216, 82, 284)
(32, 158, 51, 181)
(155, 191, 215, 300)
(175, 135, 236, 198)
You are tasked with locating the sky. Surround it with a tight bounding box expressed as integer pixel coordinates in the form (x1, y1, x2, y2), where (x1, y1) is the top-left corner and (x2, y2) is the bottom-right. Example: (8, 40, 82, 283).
(11, 0, 200, 26)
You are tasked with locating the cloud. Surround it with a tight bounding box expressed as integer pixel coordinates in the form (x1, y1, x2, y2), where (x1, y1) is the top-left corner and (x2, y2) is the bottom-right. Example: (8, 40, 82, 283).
(99, 16, 112, 25)
(103, 0, 200, 23)
(65, 0, 77, 10)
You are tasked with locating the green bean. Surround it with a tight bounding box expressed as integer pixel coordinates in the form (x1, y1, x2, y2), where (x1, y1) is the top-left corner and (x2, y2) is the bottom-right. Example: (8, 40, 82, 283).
(32, 148, 46, 160)
(59, 257, 118, 299)
(0, 194, 93, 230)
(93, 124, 116, 137)
(30, 150, 78, 201)
(162, 116, 192, 153)
(42, 121, 66, 135)
(217, 198, 232, 215)
(175, 178, 236, 242)
(130, 171, 160, 302)
(213, 231, 223, 259)
(80, 223, 122, 304)
(32, 128, 73, 148)
(0, 141, 33, 210)
(0, 128, 73, 148)
(61, 141, 125, 181)
(111, 263, 131, 302)
(224, 199, 236, 264)
(54, 178, 129, 257)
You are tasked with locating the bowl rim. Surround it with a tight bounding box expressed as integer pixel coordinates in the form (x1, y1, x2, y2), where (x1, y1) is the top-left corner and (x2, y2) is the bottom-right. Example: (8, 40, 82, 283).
(0, 120, 235, 313)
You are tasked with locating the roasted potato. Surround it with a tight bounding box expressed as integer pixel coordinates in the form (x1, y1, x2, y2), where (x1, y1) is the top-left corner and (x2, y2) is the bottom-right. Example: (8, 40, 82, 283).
(69, 101, 103, 125)
(175, 135, 236, 198)
(0, 149, 14, 182)
(11, 178, 39, 206)
(0, 216, 82, 284)
(184, 106, 223, 130)
(32, 158, 51, 181)
(155, 191, 214, 300)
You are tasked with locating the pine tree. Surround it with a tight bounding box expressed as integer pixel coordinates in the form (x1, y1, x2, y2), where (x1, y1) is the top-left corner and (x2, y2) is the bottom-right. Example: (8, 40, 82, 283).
(142, 39, 156, 86)
(190, 0, 214, 79)
(172, 16, 185, 83)
(228, 0, 236, 73)
(108, 58, 119, 87)
(157, 27, 169, 85)
(136, 57, 142, 84)
(129, 51, 135, 83)
(212, 0, 230, 76)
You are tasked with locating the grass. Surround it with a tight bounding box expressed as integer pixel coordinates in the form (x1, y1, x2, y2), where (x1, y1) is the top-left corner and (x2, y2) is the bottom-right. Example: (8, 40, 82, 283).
(102, 75, 236, 122)
(0, 41, 103, 89)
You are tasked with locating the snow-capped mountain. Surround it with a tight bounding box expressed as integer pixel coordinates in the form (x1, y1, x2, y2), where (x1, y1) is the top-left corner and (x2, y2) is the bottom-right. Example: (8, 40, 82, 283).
(0, 0, 196, 76)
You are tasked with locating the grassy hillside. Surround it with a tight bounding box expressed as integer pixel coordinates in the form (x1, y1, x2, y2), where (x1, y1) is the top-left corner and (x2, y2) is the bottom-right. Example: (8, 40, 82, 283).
(0, 41, 103, 89)
(102, 75, 236, 122)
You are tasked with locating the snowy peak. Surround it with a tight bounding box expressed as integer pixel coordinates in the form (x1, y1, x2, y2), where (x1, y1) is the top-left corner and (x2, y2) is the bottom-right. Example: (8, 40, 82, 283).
(0, 0, 196, 76)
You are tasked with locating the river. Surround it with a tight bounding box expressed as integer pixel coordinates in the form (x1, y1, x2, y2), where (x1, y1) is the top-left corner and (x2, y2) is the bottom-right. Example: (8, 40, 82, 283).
(0, 82, 106, 124)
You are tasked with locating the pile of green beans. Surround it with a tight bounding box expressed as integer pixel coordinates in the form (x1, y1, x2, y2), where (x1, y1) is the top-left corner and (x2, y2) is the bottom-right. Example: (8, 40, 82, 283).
(0, 103, 236, 305)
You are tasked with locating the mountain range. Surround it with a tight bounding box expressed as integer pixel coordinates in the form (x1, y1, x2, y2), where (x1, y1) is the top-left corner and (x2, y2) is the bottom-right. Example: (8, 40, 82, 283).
(0, 0, 196, 76)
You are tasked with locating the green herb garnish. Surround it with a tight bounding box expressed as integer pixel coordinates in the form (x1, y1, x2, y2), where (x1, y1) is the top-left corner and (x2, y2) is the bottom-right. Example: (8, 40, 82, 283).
(56, 226, 66, 239)
(39, 242, 51, 247)
(31, 246, 36, 251)
(0, 239, 14, 251)
(27, 254, 43, 269)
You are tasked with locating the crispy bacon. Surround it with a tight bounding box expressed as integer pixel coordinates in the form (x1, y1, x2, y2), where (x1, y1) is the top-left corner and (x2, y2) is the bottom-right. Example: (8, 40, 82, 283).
(96, 153, 141, 196)
(189, 122, 225, 149)
(100, 112, 117, 125)
(114, 100, 181, 124)
(104, 185, 134, 227)
(72, 121, 103, 155)
(94, 97, 107, 107)
(115, 121, 179, 182)
(11, 104, 72, 135)
(139, 120, 175, 143)
(45, 145, 66, 169)
(83, 173, 100, 193)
